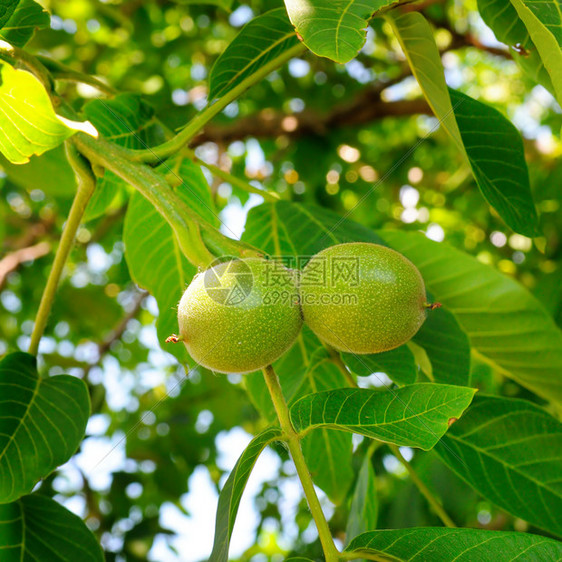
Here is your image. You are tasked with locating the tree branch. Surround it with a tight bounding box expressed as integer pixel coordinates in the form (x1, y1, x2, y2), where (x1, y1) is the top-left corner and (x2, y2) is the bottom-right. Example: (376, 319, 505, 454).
(194, 98, 430, 145)
(0, 242, 51, 290)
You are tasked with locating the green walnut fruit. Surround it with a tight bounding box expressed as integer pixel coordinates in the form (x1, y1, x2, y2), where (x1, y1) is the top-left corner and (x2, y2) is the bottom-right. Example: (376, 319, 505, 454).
(176, 257, 302, 374)
(299, 242, 428, 354)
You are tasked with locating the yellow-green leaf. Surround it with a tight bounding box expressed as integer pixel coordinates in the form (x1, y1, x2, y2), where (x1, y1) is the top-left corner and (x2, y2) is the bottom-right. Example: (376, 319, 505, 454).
(0, 62, 97, 164)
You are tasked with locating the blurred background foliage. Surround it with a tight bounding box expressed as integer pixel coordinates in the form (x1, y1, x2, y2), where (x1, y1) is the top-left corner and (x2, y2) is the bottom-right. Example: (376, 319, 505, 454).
(0, 0, 561, 560)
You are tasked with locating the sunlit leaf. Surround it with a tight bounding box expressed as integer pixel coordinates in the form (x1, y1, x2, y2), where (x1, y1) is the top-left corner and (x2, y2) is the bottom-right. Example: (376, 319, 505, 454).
(382, 230, 562, 405)
(284, 0, 401, 63)
(0, 62, 96, 165)
(0, 494, 103, 561)
(477, 0, 555, 97)
(209, 8, 299, 100)
(437, 395, 562, 537)
(345, 527, 562, 560)
(209, 427, 282, 562)
(290, 383, 476, 451)
(509, 0, 562, 104)
(0, 353, 90, 503)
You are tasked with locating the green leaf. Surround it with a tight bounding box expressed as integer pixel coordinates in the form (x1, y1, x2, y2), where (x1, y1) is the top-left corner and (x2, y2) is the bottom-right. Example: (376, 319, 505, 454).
(381, 230, 562, 405)
(345, 527, 562, 560)
(209, 8, 299, 100)
(412, 305, 471, 387)
(0, 62, 96, 165)
(0, 0, 18, 28)
(448, 88, 539, 237)
(477, 0, 555, 97)
(0, 0, 49, 47)
(388, 12, 539, 237)
(83, 94, 165, 220)
(342, 345, 417, 386)
(436, 395, 562, 537)
(0, 494, 103, 561)
(298, 348, 354, 505)
(0, 352, 90, 504)
(284, 0, 400, 63)
(159, 156, 220, 228)
(509, 0, 562, 104)
(124, 188, 194, 362)
(0, 145, 77, 197)
(242, 200, 384, 258)
(290, 383, 476, 451)
(387, 11, 463, 148)
(123, 150, 217, 362)
(210, 427, 282, 562)
(345, 454, 377, 546)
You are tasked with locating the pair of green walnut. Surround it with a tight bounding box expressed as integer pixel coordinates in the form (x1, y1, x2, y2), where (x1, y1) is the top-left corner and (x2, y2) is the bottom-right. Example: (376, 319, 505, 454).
(175, 243, 428, 374)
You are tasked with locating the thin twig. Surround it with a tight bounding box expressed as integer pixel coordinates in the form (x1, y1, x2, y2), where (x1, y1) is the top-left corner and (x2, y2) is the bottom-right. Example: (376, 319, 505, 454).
(389, 443, 456, 528)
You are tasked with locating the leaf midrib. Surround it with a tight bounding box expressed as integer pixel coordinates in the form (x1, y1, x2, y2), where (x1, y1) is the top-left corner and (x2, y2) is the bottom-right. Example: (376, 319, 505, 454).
(0, 366, 40, 467)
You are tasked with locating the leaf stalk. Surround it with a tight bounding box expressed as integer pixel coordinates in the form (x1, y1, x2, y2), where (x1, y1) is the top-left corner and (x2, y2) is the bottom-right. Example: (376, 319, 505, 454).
(389, 443, 456, 528)
(262, 364, 340, 562)
(28, 143, 96, 356)
(130, 43, 306, 164)
(183, 148, 279, 203)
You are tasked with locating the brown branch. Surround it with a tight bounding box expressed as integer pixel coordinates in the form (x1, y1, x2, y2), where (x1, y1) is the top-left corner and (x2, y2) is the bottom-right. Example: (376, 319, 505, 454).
(447, 28, 511, 59)
(194, 98, 430, 145)
(0, 242, 51, 290)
